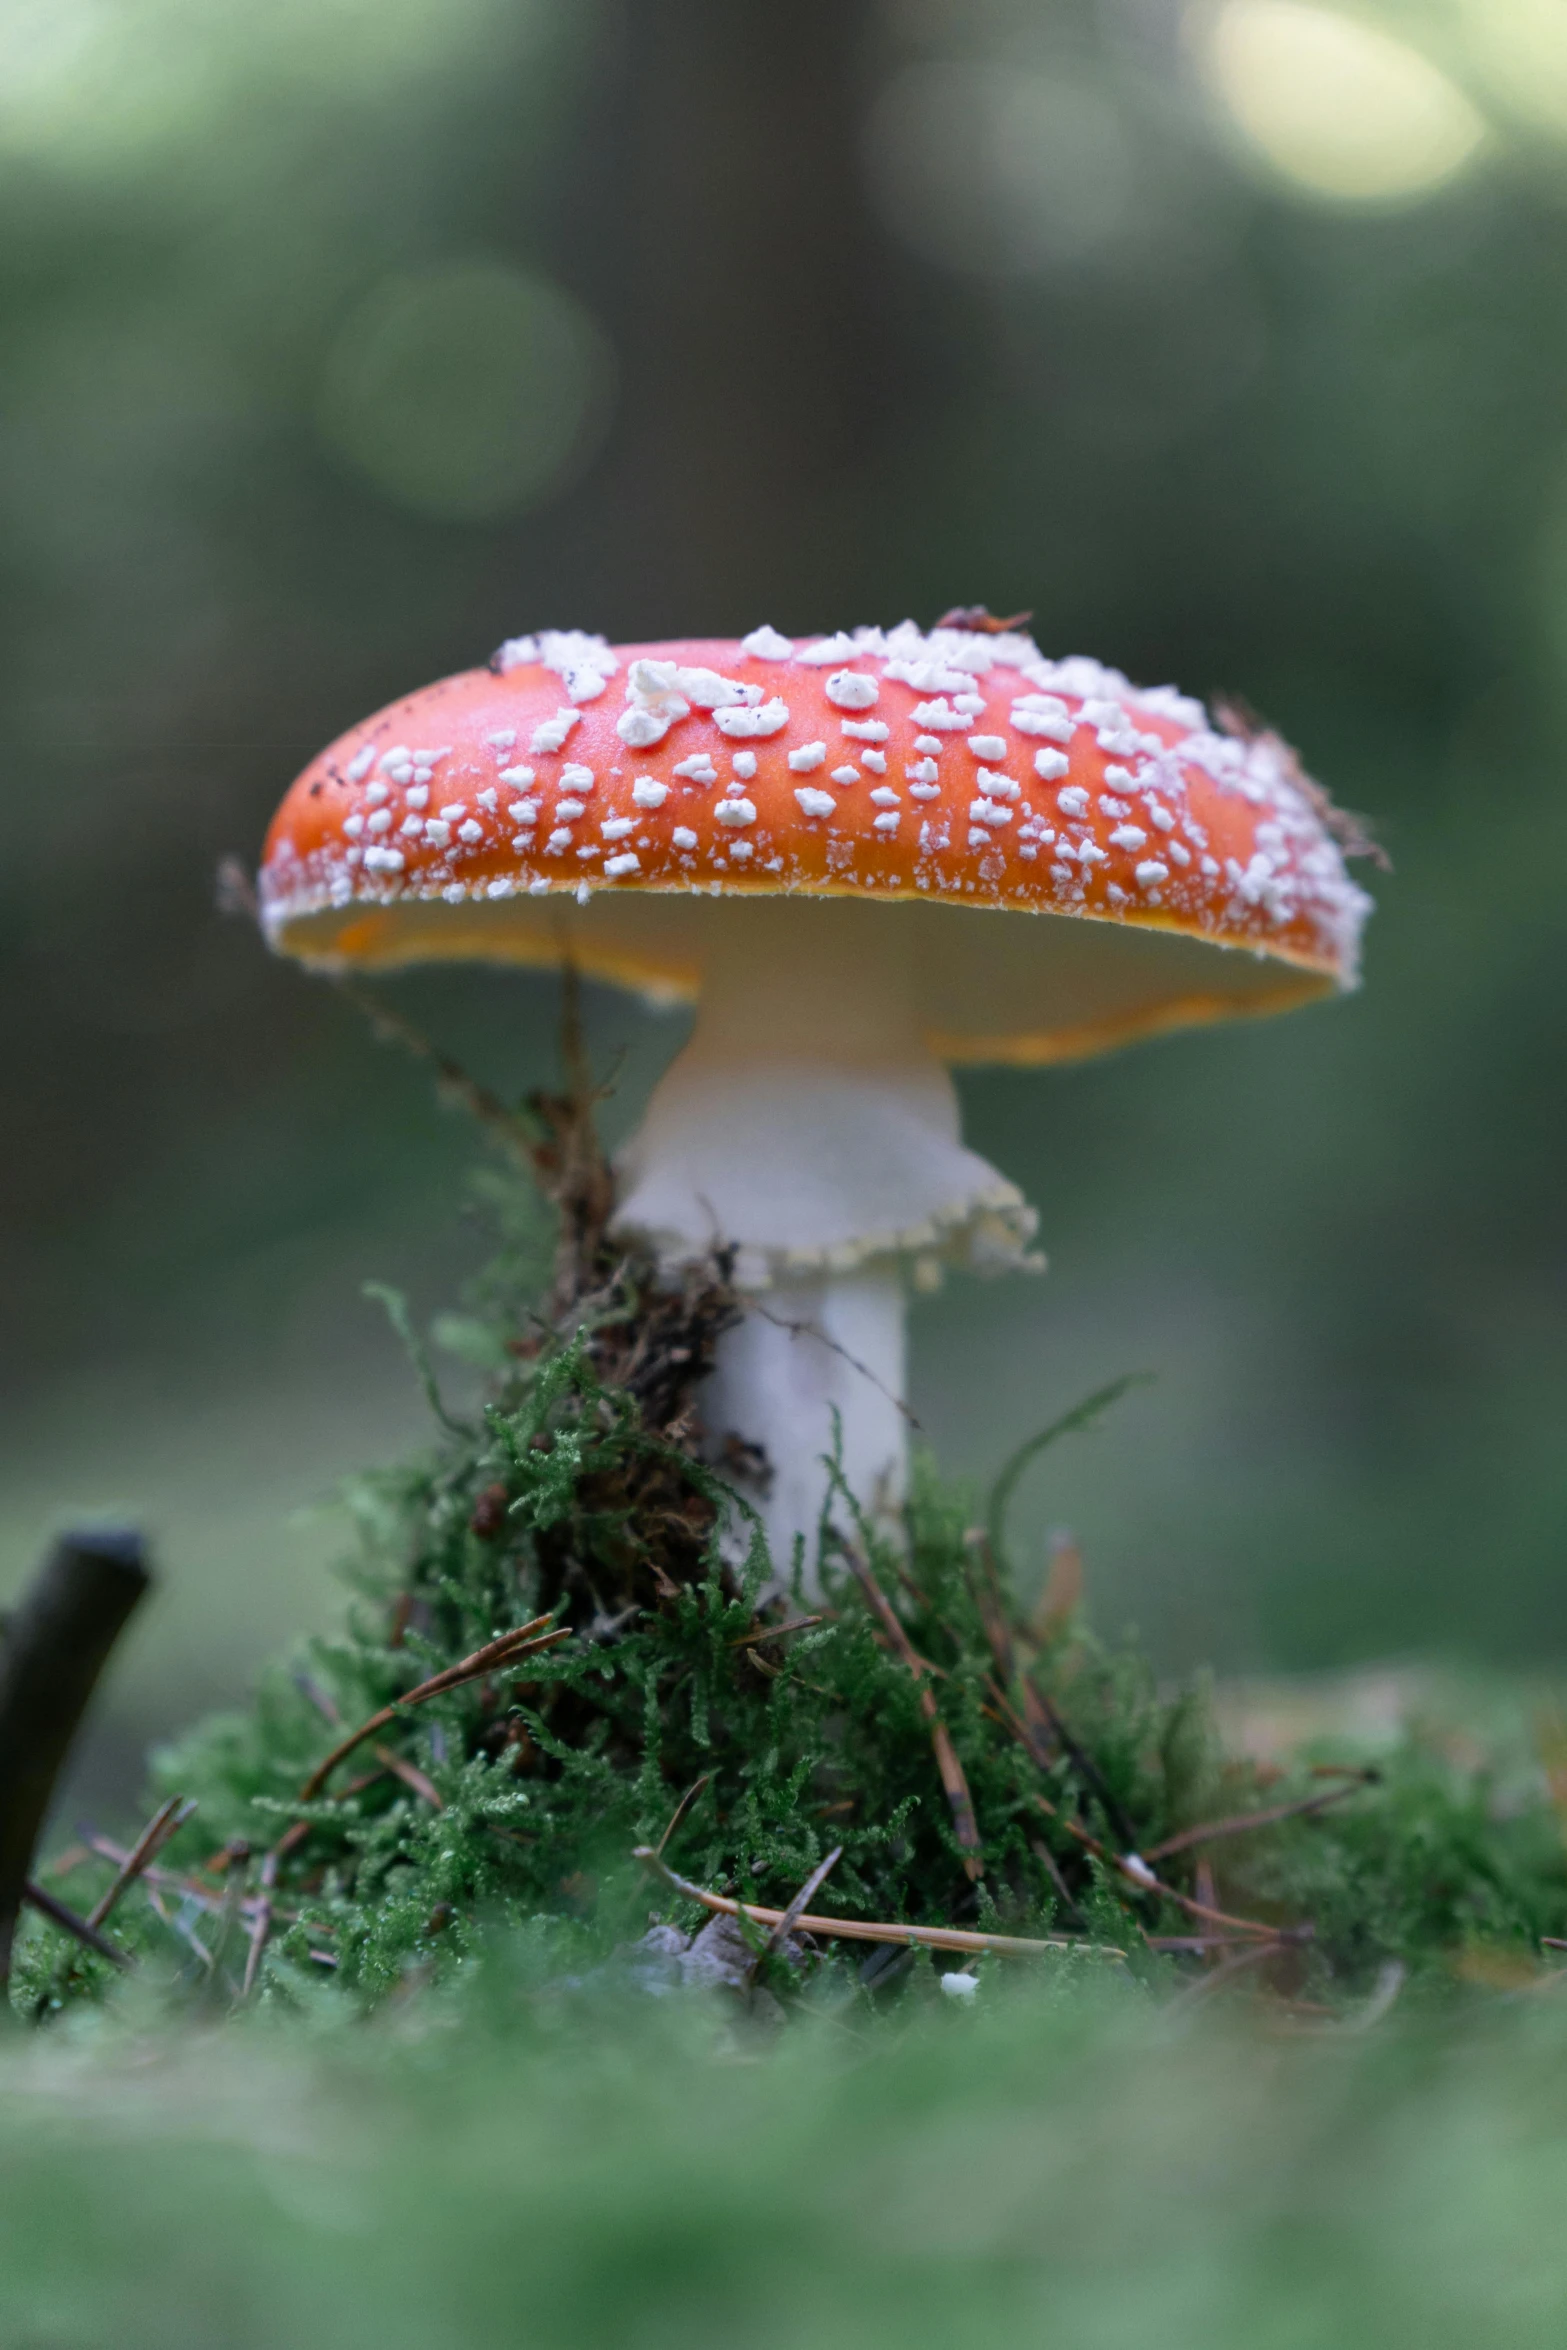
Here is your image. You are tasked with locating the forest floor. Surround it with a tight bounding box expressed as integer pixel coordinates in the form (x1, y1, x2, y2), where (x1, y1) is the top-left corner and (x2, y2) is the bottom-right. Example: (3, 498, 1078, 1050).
(7, 1011, 1567, 2346)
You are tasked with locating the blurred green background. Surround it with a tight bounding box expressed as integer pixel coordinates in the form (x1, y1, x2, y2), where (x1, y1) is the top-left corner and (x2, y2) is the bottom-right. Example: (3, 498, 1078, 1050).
(3, 0, 1565, 1798)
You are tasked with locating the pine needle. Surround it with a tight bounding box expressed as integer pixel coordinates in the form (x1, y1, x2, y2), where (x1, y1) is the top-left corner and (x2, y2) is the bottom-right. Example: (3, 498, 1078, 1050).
(634, 1847, 1121, 1961)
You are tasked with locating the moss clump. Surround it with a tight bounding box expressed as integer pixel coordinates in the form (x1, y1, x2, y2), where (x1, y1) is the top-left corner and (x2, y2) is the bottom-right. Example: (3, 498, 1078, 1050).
(115, 1321, 1214, 2004)
(16, 1015, 1567, 2021)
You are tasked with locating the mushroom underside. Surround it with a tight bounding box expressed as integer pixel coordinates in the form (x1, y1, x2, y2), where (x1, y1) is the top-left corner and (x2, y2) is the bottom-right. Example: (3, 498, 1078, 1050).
(270, 889, 1337, 1067)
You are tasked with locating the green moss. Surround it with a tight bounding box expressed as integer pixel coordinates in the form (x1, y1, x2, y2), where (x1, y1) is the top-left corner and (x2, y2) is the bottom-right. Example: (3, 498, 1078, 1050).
(15, 1054, 1567, 2024)
(100, 1320, 1219, 2005)
(10, 1965, 1567, 2348)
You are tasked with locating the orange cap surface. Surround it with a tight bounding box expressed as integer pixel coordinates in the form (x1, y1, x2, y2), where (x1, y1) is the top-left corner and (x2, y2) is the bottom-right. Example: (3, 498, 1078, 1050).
(260, 625, 1373, 1066)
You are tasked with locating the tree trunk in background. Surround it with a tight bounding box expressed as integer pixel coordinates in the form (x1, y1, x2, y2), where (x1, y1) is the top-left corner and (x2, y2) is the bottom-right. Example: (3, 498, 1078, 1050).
(547, 0, 896, 634)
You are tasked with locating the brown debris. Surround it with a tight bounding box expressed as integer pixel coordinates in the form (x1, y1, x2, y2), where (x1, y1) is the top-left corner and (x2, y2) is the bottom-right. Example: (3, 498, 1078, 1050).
(729, 1616, 824, 1651)
(759, 1845, 843, 1968)
(21, 1880, 131, 1970)
(1034, 1795, 1305, 1943)
(1143, 1770, 1378, 1864)
(299, 1618, 569, 1800)
(87, 1796, 197, 1931)
(655, 1773, 713, 1859)
(371, 1744, 444, 1810)
(935, 605, 1035, 635)
(1212, 696, 1389, 870)
(1027, 1531, 1083, 1646)
(634, 1844, 1119, 1961)
(469, 1483, 512, 1541)
(241, 1848, 280, 2001)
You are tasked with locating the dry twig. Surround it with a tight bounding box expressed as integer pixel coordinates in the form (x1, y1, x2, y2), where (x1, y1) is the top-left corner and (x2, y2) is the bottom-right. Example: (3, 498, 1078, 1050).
(300, 1618, 569, 1798)
(87, 1796, 197, 1930)
(1027, 1681, 1137, 1849)
(655, 1773, 712, 1859)
(759, 1846, 843, 1967)
(1030, 1836, 1086, 1927)
(1035, 1796, 1304, 1942)
(728, 1616, 824, 1650)
(21, 1881, 131, 1969)
(844, 1548, 984, 1880)
(1163, 1937, 1287, 2013)
(329, 976, 538, 1167)
(986, 1674, 1059, 1777)
(83, 1832, 216, 1908)
(1143, 1771, 1377, 1864)
(968, 1538, 1049, 1769)
(372, 1745, 444, 1809)
(143, 1881, 216, 1973)
(241, 1848, 279, 2000)
(634, 1846, 1121, 1960)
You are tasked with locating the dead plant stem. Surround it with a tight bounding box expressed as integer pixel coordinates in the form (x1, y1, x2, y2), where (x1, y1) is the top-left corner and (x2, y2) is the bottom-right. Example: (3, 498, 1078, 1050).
(634, 1846, 1120, 1960)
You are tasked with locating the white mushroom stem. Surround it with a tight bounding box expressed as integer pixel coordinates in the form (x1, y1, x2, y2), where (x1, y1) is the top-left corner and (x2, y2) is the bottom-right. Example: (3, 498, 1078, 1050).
(702, 1267, 909, 1583)
(611, 907, 1040, 1588)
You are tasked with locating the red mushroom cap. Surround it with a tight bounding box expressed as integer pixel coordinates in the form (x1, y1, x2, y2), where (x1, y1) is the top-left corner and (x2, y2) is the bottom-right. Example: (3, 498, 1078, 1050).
(260, 624, 1373, 1066)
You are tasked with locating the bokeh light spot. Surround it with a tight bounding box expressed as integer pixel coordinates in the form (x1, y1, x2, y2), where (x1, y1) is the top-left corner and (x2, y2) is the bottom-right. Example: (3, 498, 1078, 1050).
(1461, 0, 1567, 139)
(0, 0, 206, 162)
(1199, 0, 1487, 202)
(0, 0, 526, 173)
(317, 260, 615, 522)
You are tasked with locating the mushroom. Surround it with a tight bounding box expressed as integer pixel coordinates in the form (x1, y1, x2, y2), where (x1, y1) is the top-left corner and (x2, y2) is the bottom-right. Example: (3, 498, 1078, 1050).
(259, 623, 1373, 1588)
